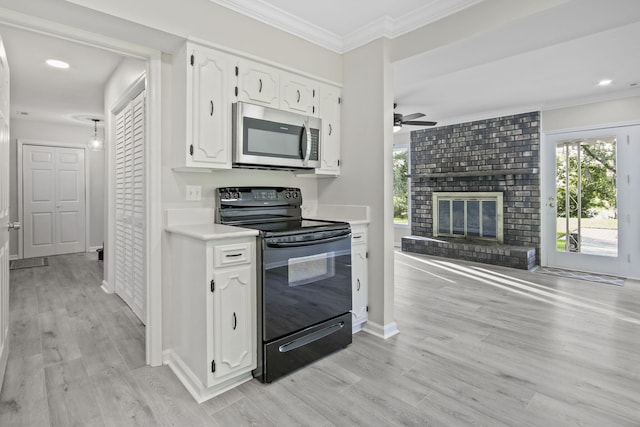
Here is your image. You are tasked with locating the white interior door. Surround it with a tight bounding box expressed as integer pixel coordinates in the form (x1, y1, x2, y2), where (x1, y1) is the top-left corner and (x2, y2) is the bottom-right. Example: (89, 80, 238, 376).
(542, 126, 638, 277)
(55, 148, 86, 254)
(114, 91, 146, 323)
(0, 35, 11, 392)
(23, 145, 85, 258)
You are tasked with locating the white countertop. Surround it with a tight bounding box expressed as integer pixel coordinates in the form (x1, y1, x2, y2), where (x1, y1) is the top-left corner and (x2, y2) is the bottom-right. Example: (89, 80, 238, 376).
(165, 223, 259, 240)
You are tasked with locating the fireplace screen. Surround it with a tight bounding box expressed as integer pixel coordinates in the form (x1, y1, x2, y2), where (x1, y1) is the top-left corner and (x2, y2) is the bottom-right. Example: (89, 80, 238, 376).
(434, 192, 503, 242)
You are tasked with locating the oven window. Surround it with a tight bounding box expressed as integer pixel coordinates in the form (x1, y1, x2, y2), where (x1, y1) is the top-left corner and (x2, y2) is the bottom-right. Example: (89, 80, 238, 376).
(288, 252, 335, 287)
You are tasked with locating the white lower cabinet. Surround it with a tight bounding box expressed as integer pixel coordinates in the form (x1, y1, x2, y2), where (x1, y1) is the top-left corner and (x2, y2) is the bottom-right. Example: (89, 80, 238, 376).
(351, 225, 368, 332)
(166, 234, 256, 403)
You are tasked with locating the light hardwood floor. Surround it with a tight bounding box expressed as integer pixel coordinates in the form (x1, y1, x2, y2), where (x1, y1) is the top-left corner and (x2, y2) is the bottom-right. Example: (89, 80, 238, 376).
(1, 251, 639, 426)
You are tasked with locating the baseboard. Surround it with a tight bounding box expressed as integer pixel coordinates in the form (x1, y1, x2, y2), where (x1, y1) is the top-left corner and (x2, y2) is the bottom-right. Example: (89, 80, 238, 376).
(101, 280, 114, 294)
(362, 321, 400, 339)
(88, 246, 102, 252)
(164, 349, 253, 403)
(8, 254, 18, 261)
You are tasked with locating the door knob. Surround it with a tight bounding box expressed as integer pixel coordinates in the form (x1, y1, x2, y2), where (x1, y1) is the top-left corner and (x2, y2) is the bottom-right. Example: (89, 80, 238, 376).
(8, 221, 21, 230)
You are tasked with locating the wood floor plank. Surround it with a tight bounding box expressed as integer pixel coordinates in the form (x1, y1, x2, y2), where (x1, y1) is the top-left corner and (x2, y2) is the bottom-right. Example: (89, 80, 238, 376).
(207, 398, 277, 427)
(90, 367, 159, 427)
(130, 365, 212, 427)
(39, 308, 82, 367)
(199, 386, 245, 416)
(237, 378, 332, 427)
(0, 354, 50, 427)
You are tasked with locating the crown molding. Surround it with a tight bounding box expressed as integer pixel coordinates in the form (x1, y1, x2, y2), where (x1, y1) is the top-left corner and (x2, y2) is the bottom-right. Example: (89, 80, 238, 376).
(209, 0, 484, 54)
(208, 0, 343, 52)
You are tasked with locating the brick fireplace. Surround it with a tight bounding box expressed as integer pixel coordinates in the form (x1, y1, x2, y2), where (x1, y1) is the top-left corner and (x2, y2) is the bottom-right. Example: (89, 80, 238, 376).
(401, 111, 541, 270)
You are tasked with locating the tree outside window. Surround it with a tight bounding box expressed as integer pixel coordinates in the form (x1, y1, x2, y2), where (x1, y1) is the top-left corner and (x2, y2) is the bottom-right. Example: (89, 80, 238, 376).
(393, 147, 409, 224)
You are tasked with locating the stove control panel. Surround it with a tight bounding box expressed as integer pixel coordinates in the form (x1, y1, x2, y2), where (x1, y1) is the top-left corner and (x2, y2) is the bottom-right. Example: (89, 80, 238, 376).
(216, 187, 302, 208)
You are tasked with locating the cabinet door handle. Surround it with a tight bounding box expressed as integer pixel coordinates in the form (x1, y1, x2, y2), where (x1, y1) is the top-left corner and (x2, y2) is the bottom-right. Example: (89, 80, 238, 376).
(258, 78, 263, 93)
(296, 89, 301, 103)
(232, 313, 237, 330)
(357, 279, 360, 291)
(328, 124, 332, 136)
(210, 100, 214, 116)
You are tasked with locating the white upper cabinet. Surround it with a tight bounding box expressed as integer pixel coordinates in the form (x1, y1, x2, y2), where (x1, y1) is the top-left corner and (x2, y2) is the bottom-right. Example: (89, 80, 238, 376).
(171, 40, 341, 175)
(316, 83, 341, 175)
(235, 59, 279, 107)
(171, 42, 233, 170)
(191, 47, 232, 168)
(279, 72, 319, 117)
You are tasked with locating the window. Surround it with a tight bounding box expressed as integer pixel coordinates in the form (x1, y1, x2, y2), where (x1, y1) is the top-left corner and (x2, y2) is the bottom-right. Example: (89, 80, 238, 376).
(393, 146, 410, 225)
(433, 192, 503, 243)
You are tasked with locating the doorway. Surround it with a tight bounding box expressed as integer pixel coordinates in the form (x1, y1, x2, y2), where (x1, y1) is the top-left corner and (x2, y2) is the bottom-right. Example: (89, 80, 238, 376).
(21, 144, 87, 258)
(542, 125, 639, 277)
(0, 17, 163, 366)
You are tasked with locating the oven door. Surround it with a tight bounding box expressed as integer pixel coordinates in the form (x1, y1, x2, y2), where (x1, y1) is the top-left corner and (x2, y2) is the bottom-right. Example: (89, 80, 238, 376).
(262, 230, 352, 342)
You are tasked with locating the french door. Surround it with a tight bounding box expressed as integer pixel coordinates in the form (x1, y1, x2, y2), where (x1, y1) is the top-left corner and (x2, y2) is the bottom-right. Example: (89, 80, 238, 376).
(542, 125, 639, 277)
(22, 145, 86, 258)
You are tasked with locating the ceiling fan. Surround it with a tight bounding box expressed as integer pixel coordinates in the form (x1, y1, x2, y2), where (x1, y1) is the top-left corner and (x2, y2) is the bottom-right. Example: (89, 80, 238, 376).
(393, 103, 437, 132)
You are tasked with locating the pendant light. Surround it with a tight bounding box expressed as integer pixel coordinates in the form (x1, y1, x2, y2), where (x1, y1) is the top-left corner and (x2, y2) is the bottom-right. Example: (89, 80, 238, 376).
(87, 118, 103, 151)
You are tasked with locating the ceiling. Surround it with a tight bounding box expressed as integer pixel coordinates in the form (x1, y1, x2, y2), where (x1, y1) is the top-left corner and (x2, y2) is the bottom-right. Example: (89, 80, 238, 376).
(208, 0, 482, 53)
(0, 23, 125, 127)
(1, 0, 639, 131)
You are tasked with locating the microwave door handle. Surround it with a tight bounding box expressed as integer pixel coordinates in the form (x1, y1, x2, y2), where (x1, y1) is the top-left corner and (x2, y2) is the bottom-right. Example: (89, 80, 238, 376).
(301, 119, 312, 167)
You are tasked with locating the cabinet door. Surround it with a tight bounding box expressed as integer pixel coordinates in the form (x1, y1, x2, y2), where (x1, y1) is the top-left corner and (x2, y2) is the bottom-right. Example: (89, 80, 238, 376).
(236, 59, 279, 107)
(280, 72, 318, 117)
(317, 84, 341, 175)
(352, 244, 368, 323)
(212, 265, 254, 380)
(190, 47, 231, 168)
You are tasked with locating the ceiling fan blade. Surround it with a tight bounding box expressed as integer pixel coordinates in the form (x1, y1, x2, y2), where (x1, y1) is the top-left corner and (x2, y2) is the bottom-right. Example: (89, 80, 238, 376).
(403, 120, 438, 126)
(401, 112, 425, 121)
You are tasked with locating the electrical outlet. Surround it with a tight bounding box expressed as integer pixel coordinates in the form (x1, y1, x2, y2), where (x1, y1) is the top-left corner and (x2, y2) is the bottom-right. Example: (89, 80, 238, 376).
(186, 185, 202, 201)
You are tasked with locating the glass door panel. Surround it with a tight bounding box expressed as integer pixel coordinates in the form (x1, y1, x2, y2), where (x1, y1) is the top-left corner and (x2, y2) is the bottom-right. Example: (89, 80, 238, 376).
(555, 137, 617, 257)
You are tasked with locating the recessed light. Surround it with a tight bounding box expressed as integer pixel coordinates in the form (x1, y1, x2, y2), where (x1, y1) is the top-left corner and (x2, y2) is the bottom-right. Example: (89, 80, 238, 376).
(598, 79, 613, 86)
(17, 111, 29, 116)
(46, 59, 70, 69)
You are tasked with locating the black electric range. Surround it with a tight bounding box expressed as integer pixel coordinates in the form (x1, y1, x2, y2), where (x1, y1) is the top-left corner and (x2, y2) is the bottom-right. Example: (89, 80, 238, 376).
(216, 187, 353, 383)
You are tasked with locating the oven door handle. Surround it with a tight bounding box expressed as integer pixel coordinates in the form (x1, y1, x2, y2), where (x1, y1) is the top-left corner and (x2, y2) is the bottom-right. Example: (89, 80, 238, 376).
(266, 233, 350, 248)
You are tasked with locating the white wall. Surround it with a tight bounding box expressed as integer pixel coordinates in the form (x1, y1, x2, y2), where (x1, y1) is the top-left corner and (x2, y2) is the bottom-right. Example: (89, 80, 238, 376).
(8, 119, 105, 256)
(318, 38, 397, 334)
(541, 96, 640, 131)
(56, 0, 342, 84)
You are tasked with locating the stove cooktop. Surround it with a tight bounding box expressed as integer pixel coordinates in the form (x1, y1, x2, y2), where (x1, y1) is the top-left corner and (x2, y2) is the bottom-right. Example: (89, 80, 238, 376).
(235, 218, 349, 236)
(215, 187, 349, 237)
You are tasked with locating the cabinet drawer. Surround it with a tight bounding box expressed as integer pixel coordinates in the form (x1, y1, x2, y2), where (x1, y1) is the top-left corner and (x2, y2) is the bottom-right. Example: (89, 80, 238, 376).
(214, 243, 252, 267)
(351, 230, 367, 245)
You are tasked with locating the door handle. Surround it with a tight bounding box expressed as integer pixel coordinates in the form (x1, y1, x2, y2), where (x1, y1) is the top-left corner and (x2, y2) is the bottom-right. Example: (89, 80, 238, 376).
(232, 312, 237, 330)
(7, 221, 21, 230)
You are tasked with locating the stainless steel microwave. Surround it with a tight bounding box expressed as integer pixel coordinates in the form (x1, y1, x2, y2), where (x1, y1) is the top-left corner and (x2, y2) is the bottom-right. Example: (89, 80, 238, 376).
(232, 101, 321, 169)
